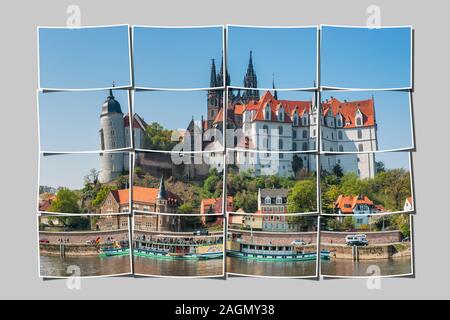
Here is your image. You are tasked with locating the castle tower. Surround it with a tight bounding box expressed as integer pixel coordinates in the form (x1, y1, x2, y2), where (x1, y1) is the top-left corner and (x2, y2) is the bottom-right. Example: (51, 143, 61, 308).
(207, 59, 220, 129)
(242, 50, 259, 102)
(99, 88, 126, 183)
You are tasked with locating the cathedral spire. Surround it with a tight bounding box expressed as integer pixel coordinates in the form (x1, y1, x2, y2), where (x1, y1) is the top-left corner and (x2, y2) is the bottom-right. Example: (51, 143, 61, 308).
(210, 59, 217, 88)
(272, 74, 278, 100)
(157, 175, 167, 200)
(243, 50, 259, 102)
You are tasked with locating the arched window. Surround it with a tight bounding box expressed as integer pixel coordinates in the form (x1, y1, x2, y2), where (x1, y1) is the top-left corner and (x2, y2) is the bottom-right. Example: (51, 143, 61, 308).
(265, 105, 271, 120)
(302, 116, 307, 126)
(293, 113, 299, 126)
(265, 197, 271, 204)
(356, 117, 362, 126)
(338, 131, 343, 140)
(339, 145, 344, 152)
(302, 142, 308, 151)
(278, 109, 284, 122)
(276, 197, 282, 204)
(357, 129, 362, 139)
(337, 118, 342, 127)
(302, 130, 308, 139)
(358, 144, 364, 152)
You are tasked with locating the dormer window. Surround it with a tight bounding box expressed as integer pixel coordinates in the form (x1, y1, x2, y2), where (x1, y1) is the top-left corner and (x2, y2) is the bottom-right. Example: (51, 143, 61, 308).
(265, 197, 271, 204)
(276, 197, 282, 204)
(355, 109, 363, 127)
(264, 104, 271, 120)
(293, 112, 299, 126)
(302, 115, 308, 126)
(336, 114, 343, 127)
(277, 107, 284, 122)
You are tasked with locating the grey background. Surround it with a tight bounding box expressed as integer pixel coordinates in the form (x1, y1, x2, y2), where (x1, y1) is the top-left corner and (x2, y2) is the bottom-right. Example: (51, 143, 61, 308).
(0, 0, 447, 299)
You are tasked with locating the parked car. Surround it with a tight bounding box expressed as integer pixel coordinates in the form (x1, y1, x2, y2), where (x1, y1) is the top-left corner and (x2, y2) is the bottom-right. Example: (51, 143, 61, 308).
(86, 240, 96, 245)
(193, 230, 209, 236)
(39, 239, 50, 244)
(345, 234, 369, 246)
(291, 240, 307, 246)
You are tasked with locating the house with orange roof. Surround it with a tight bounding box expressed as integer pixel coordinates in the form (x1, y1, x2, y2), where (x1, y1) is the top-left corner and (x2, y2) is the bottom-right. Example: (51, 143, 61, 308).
(96, 177, 180, 231)
(200, 196, 233, 225)
(404, 197, 414, 212)
(334, 194, 376, 227)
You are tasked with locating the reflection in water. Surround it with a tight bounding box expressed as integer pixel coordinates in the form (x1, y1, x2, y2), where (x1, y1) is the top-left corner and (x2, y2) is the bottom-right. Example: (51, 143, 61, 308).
(40, 255, 131, 277)
(134, 257, 224, 277)
(321, 258, 412, 277)
(226, 257, 317, 277)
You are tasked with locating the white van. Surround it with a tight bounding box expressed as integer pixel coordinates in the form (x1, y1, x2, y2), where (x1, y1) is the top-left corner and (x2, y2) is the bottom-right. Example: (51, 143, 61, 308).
(345, 234, 369, 246)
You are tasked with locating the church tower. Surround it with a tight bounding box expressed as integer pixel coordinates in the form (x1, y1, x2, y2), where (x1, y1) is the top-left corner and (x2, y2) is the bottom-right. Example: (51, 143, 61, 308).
(99, 88, 126, 183)
(242, 50, 259, 102)
(207, 59, 220, 129)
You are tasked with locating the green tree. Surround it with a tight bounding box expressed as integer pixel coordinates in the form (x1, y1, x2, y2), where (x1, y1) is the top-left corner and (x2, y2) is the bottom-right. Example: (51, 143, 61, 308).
(177, 203, 194, 214)
(234, 190, 258, 213)
(202, 169, 222, 198)
(287, 179, 317, 213)
(49, 188, 80, 213)
(375, 161, 386, 174)
(144, 122, 178, 151)
(292, 155, 303, 174)
(332, 163, 344, 178)
(91, 185, 117, 208)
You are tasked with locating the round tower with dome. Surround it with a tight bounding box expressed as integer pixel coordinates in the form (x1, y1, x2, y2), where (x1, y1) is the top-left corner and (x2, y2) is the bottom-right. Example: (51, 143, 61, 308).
(99, 87, 126, 183)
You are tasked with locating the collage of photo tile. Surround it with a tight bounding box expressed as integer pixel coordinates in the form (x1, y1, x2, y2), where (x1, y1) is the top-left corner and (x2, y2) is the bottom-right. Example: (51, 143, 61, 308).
(37, 24, 414, 279)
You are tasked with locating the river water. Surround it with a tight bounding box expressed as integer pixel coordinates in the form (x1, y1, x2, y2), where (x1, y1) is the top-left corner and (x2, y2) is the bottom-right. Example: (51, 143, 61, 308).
(226, 257, 317, 277)
(40, 255, 131, 277)
(134, 256, 224, 277)
(321, 258, 412, 277)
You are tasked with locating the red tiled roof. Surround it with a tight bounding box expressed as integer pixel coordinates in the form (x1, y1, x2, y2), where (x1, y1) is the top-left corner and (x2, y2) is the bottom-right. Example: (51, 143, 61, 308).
(201, 196, 233, 214)
(234, 91, 312, 124)
(111, 186, 178, 205)
(213, 108, 224, 124)
(321, 97, 375, 128)
(124, 113, 148, 130)
(334, 195, 374, 214)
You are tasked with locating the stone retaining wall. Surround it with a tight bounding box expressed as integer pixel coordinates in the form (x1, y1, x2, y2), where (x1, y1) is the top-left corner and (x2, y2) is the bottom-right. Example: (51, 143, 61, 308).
(321, 231, 402, 245)
(39, 229, 129, 244)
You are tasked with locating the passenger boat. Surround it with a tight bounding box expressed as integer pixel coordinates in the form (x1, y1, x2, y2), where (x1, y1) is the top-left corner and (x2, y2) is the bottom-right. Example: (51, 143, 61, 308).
(227, 242, 331, 261)
(133, 238, 224, 260)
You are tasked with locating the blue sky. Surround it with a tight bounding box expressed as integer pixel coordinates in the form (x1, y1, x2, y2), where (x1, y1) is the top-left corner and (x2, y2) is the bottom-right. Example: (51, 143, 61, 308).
(39, 25, 131, 89)
(321, 26, 412, 89)
(134, 90, 207, 130)
(133, 27, 223, 88)
(39, 153, 123, 190)
(321, 91, 413, 153)
(227, 26, 317, 89)
(39, 90, 129, 151)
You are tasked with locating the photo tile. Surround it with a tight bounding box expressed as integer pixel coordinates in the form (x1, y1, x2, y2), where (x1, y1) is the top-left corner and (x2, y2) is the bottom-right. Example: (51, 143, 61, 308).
(320, 214, 413, 278)
(226, 150, 318, 215)
(38, 152, 131, 215)
(226, 89, 318, 152)
(226, 214, 319, 278)
(320, 152, 414, 215)
(133, 26, 224, 89)
(227, 26, 318, 89)
(38, 89, 132, 153)
(320, 91, 414, 153)
(320, 26, 412, 90)
(38, 25, 132, 90)
(38, 213, 132, 278)
(133, 213, 224, 277)
(133, 90, 224, 152)
(134, 151, 225, 215)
